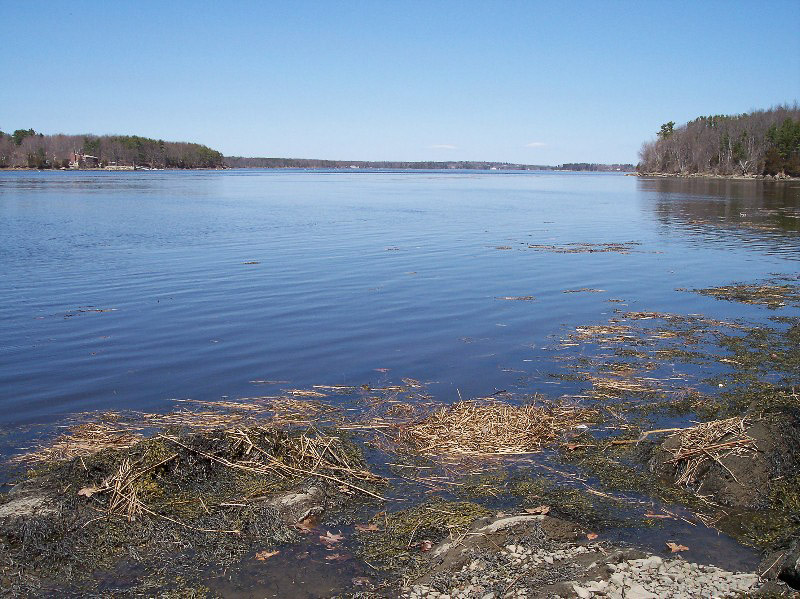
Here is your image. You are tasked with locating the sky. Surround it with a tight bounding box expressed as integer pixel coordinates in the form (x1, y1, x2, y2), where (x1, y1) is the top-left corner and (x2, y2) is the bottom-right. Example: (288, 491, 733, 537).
(1, 0, 798, 164)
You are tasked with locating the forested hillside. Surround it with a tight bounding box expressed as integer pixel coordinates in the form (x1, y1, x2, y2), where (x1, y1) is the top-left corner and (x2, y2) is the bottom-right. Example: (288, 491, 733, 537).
(0, 129, 224, 169)
(638, 104, 800, 177)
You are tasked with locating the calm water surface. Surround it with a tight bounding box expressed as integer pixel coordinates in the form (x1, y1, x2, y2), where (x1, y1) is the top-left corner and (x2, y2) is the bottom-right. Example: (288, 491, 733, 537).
(1, 170, 798, 428)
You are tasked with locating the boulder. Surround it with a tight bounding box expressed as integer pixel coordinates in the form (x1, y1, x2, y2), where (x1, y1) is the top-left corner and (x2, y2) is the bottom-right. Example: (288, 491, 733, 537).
(650, 409, 800, 509)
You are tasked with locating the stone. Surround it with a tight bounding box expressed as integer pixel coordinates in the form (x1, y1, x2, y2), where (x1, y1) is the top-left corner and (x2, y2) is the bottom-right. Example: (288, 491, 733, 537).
(571, 584, 591, 599)
(778, 542, 800, 590)
(625, 584, 658, 599)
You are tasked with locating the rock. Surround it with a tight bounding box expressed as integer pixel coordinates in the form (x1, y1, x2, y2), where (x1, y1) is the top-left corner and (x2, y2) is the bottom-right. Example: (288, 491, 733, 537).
(642, 555, 662, 569)
(625, 584, 657, 599)
(572, 584, 591, 599)
(778, 542, 800, 590)
(649, 409, 800, 509)
(0, 481, 58, 520)
(267, 484, 325, 524)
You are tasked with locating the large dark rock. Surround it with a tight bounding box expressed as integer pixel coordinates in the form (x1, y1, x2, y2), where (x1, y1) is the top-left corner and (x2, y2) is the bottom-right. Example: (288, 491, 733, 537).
(650, 409, 800, 509)
(779, 542, 800, 589)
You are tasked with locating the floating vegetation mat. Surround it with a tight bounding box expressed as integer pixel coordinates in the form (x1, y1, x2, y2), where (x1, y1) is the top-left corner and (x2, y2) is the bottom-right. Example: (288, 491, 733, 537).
(663, 417, 756, 487)
(688, 276, 800, 309)
(399, 400, 598, 457)
(496, 295, 535, 301)
(552, 307, 766, 409)
(526, 241, 642, 254)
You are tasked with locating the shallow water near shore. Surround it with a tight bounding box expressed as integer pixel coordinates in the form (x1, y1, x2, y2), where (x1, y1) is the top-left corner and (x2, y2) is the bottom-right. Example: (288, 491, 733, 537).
(1, 170, 797, 427)
(1, 170, 799, 595)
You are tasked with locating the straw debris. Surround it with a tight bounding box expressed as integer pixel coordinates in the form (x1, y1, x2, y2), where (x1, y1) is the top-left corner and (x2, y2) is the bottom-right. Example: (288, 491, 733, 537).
(399, 401, 598, 456)
(12, 419, 143, 463)
(663, 417, 757, 487)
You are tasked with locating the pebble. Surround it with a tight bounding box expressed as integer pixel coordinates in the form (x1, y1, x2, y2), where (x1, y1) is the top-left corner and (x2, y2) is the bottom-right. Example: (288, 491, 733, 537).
(401, 539, 763, 599)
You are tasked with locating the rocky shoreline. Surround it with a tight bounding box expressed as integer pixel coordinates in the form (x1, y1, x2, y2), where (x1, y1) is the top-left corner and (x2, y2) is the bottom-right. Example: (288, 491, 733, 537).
(403, 513, 771, 599)
(634, 172, 799, 181)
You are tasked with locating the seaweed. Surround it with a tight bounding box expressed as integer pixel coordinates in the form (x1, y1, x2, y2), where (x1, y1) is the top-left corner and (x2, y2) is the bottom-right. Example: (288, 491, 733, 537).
(0, 427, 381, 597)
(355, 498, 490, 577)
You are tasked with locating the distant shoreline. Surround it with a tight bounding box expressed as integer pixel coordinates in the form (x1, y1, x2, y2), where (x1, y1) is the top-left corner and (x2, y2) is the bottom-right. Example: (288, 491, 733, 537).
(1, 165, 638, 173)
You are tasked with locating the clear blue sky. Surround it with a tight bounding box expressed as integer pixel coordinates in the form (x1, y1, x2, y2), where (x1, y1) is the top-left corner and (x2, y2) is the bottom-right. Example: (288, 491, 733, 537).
(2, 0, 798, 164)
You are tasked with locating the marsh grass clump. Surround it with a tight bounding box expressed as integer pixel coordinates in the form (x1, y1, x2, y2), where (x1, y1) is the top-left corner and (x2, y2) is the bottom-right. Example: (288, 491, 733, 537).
(0, 426, 382, 597)
(399, 400, 598, 457)
(356, 498, 490, 576)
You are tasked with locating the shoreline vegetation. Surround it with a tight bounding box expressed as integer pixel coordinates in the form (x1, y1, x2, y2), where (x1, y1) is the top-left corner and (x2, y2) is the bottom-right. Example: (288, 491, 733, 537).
(637, 103, 800, 178)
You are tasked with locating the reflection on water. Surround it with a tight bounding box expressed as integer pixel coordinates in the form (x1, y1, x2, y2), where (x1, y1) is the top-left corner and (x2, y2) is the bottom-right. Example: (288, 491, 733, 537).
(640, 177, 800, 258)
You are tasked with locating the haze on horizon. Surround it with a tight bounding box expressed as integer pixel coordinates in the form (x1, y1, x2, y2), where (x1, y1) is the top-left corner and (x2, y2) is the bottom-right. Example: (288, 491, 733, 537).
(2, 0, 798, 165)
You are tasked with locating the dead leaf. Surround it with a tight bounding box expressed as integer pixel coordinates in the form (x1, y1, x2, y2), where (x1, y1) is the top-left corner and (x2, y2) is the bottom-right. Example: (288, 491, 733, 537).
(77, 486, 101, 498)
(352, 576, 371, 587)
(525, 505, 550, 515)
(645, 513, 672, 519)
(325, 552, 349, 561)
(294, 515, 317, 533)
(320, 530, 344, 546)
(666, 542, 689, 553)
(255, 549, 280, 561)
(355, 523, 380, 532)
(586, 532, 599, 540)
(419, 540, 433, 552)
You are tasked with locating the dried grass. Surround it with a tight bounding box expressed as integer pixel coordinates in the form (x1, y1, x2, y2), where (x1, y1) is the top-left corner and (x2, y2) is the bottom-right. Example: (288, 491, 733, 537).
(12, 421, 143, 463)
(399, 400, 597, 456)
(665, 417, 757, 487)
(91, 426, 386, 529)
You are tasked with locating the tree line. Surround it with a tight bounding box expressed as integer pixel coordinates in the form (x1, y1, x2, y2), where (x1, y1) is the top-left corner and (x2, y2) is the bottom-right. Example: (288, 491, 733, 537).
(638, 104, 800, 177)
(223, 157, 555, 170)
(224, 157, 634, 171)
(0, 129, 224, 169)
